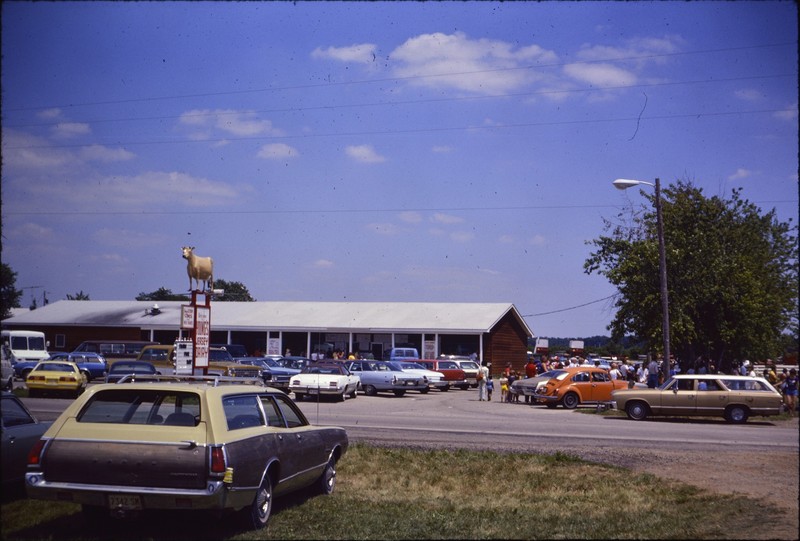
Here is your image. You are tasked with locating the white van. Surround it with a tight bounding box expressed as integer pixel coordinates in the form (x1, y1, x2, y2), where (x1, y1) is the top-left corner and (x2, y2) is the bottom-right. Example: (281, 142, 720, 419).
(1, 330, 50, 364)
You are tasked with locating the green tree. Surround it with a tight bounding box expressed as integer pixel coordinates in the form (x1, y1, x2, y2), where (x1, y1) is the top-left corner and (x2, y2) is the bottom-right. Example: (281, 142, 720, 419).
(585, 180, 798, 370)
(135, 287, 190, 301)
(1, 263, 23, 319)
(66, 290, 91, 300)
(212, 279, 256, 302)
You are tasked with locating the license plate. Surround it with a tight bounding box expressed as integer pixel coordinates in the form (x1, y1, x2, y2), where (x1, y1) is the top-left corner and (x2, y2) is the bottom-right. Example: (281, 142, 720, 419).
(46, 380, 57, 386)
(308, 388, 319, 394)
(108, 494, 142, 510)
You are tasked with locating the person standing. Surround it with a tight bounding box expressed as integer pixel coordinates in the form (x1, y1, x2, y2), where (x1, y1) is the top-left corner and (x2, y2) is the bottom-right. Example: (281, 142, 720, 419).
(782, 369, 798, 416)
(647, 357, 660, 388)
(486, 376, 494, 402)
(477, 361, 490, 401)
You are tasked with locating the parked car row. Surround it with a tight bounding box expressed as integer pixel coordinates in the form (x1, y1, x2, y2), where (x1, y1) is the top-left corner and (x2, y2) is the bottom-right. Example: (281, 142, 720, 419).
(508, 366, 783, 424)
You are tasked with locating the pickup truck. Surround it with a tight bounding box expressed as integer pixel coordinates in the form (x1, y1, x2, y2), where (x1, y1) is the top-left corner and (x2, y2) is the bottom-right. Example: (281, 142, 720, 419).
(16, 353, 109, 382)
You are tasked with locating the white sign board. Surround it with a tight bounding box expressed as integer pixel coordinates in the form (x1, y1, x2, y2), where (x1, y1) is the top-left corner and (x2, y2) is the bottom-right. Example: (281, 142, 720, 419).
(194, 306, 210, 367)
(181, 305, 195, 330)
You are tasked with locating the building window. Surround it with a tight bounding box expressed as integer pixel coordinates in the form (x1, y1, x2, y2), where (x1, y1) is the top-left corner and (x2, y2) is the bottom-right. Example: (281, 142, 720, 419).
(55, 334, 66, 348)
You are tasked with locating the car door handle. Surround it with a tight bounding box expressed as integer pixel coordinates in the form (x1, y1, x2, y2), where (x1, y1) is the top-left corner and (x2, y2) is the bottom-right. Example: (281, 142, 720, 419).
(180, 440, 197, 450)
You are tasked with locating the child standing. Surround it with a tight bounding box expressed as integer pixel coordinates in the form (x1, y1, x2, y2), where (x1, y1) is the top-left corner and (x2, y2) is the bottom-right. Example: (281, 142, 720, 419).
(486, 376, 494, 401)
(500, 376, 509, 402)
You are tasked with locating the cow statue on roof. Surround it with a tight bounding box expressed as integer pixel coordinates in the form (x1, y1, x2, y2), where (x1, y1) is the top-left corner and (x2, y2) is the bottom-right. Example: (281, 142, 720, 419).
(182, 246, 214, 292)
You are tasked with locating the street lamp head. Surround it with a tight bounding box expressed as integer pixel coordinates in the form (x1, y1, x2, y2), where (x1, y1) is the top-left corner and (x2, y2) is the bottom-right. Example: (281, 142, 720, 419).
(613, 178, 654, 190)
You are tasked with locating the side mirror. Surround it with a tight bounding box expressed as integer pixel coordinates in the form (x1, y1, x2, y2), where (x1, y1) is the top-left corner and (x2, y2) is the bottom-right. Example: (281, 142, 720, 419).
(672, 387, 679, 394)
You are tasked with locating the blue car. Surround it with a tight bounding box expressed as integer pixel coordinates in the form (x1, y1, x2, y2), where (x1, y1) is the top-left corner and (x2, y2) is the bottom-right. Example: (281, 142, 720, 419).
(237, 357, 300, 391)
(44, 352, 109, 382)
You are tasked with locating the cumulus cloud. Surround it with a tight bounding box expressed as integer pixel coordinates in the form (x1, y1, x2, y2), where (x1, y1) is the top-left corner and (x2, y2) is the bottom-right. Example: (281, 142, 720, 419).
(80, 145, 135, 162)
(257, 143, 299, 160)
(179, 109, 277, 137)
(398, 211, 423, 224)
(313, 259, 334, 268)
(1, 129, 79, 169)
(390, 31, 558, 95)
(345, 144, 385, 163)
(311, 43, 377, 64)
(774, 103, 798, 120)
(431, 213, 464, 224)
(728, 168, 753, 181)
(52, 122, 91, 138)
(7, 222, 54, 242)
(563, 62, 637, 87)
(734, 88, 763, 101)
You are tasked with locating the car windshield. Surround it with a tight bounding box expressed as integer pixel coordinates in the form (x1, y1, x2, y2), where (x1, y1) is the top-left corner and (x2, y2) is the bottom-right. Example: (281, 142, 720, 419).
(460, 362, 480, 370)
(263, 358, 280, 367)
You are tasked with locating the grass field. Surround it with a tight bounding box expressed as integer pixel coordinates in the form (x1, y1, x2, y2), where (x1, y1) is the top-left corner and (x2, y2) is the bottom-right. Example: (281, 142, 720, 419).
(1, 442, 771, 540)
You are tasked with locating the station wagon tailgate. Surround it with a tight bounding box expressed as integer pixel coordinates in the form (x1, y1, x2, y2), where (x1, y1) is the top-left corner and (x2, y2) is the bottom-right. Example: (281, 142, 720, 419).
(40, 420, 209, 490)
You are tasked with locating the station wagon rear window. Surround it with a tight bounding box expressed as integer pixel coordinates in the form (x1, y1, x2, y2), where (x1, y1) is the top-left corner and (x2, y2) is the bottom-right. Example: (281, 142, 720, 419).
(77, 389, 200, 426)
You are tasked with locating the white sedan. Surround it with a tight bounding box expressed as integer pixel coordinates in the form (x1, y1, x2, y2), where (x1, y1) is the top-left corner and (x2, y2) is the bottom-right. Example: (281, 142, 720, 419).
(388, 361, 448, 392)
(289, 362, 360, 402)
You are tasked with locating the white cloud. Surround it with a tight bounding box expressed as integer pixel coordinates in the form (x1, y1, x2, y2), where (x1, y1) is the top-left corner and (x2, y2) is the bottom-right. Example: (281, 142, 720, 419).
(179, 109, 277, 137)
(7, 222, 54, 241)
(390, 32, 558, 95)
(774, 103, 798, 120)
(728, 168, 753, 181)
(313, 259, 334, 268)
(398, 211, 423, 224)
(257, 143, 299, 160)
(366, 222, 400, 235)
(345, 144, 385, 163)
(528, 234, 546, 246)
(450, 231, 474, 242)
(52, 122, 91, 138)
(432, 145, 453, 153)
(734, 88, 763, 101)
(37, 108, 62, 120)
(311, 43, 377, 64)
(1, 129, 79, 169)
(563, 62, 637, 87)
(80, 145, 135, 162)
(431, 213, 464, 224)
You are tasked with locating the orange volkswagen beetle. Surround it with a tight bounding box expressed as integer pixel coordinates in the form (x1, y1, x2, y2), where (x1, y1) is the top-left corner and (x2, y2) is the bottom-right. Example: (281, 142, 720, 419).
(532, 366, 633, 409)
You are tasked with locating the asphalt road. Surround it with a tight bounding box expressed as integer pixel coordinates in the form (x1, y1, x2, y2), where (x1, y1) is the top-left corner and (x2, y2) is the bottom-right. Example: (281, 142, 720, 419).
(22, 386, 798, 456)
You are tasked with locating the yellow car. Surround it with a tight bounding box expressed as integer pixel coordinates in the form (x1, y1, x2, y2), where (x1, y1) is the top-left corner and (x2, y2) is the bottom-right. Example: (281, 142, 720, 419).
(25, 361, 87, 398)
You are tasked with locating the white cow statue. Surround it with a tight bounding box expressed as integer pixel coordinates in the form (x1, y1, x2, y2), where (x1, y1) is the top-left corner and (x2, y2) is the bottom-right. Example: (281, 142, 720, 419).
(182, 246, 214, 292)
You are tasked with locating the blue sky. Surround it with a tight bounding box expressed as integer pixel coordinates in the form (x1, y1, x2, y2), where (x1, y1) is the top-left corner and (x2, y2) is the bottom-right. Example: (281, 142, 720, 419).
(2, 1, 797, 338)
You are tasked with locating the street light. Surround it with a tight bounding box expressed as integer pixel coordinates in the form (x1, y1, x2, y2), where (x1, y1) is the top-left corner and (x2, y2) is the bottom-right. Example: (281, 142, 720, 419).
(613, 178, 671, 384)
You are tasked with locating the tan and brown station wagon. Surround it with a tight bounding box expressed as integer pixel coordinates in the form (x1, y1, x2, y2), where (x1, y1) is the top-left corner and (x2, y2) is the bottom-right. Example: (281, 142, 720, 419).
(611, 374, 783, 423)
(25, 375, 348, 529)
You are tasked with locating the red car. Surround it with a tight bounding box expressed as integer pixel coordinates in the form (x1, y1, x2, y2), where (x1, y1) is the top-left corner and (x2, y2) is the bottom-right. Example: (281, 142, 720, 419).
(417, 360, 468, 390)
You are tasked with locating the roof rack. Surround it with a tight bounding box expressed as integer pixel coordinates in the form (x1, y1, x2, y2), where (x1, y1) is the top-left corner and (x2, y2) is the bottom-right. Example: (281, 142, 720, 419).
(113, 374, 265, 387)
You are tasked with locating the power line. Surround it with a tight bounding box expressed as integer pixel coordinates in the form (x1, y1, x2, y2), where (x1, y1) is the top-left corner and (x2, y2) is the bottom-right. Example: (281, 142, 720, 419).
(4, 73, 794, 130)
(522, 294, 618, 318)
(5, 107, 791, 151)
(4, 41, 795, 113)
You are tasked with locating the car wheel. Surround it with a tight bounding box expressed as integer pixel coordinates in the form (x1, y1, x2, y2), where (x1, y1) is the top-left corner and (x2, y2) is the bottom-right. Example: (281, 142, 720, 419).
(338, 391, 346, 402)
(725, 405, 749, 424)
(21, 369, 32, 380)
(349, 387, 358, 399)
(315, 455, 337, 495)
(245, 473, 273, 530)
(363, 385, 378, 396)
(393, 389, 406, 397)
(561, 392, 580, 409)
(420, 387, 430, 394)
(459, 385, 470, 390)
(625, 401, 649, 421)
(441, 385, 450, 392)
(294, 393, 305, 402)
(545, 403, 558, 409)
(81, 371, 92, 382)
(2, 375, 12, 391)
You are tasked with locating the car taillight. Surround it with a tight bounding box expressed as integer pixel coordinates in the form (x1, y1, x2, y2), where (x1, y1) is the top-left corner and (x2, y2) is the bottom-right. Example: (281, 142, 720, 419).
(210, 446, 227, 474)
(27, 439, 47, 466)
(59, 376, 77, 383)
(28, 375, 44, 382)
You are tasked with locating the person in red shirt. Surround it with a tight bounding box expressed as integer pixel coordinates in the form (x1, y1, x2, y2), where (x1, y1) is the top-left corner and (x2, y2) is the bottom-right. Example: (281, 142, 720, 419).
(525, 359, 538, 378)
